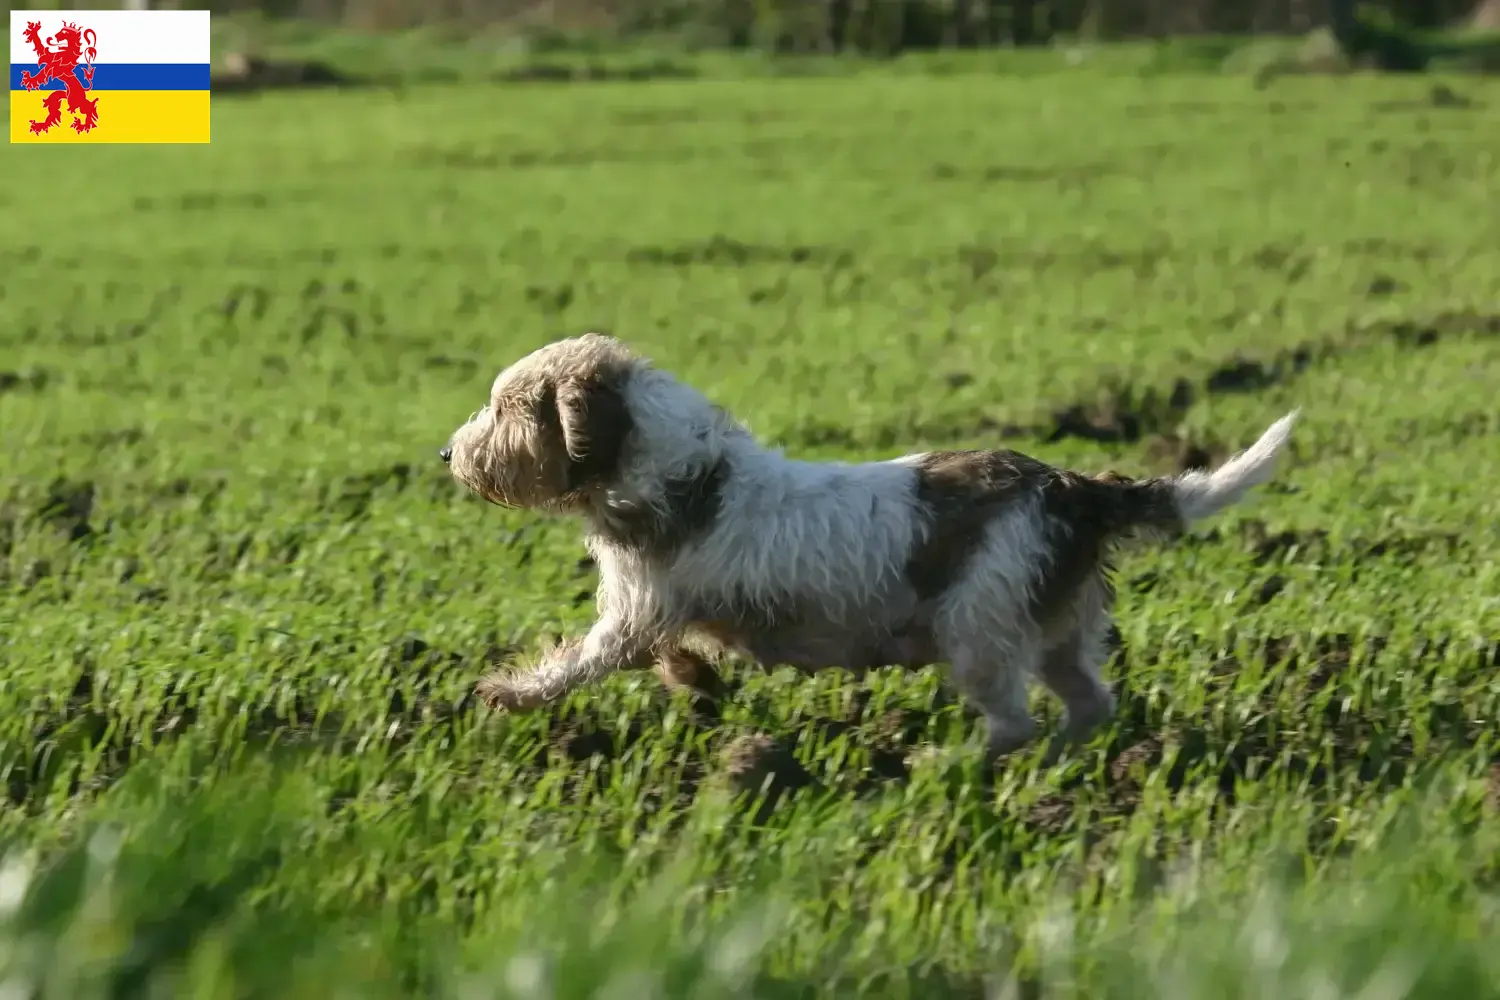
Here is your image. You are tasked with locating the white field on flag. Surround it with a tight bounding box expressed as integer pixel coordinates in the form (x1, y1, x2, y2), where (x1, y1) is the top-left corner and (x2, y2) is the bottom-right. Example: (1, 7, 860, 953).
(9, 9, 210, 65)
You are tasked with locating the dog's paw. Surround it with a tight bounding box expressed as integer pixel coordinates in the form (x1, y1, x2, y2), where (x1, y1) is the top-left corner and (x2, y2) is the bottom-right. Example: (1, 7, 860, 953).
(473, 638, 589, 713)
(473, 668, 554, 713)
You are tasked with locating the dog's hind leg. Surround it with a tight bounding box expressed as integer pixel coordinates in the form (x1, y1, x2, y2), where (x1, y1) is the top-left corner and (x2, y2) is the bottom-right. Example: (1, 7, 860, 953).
(931, 502, 1052, 763)
(944, 634, 1040, 762)
(1038, 599, 1118, 762)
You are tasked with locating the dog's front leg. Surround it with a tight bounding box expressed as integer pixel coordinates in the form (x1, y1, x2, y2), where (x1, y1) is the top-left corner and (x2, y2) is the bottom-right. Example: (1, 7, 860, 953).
(475, 615, 656, 712)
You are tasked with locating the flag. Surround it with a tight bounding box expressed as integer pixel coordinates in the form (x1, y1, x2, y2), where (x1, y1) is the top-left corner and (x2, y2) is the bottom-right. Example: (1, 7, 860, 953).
(10, 9, 210, 144)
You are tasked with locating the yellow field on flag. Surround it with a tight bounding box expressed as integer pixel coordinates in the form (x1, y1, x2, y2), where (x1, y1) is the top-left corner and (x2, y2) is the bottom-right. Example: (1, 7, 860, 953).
(9, 89, 209, 143)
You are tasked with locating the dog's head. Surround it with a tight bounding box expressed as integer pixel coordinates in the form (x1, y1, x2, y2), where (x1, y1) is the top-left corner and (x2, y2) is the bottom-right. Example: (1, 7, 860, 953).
(442, 333, 638, 513)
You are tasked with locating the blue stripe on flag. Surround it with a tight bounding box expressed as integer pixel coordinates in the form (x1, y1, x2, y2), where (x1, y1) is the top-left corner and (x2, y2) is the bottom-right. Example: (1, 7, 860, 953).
(9, 63, 210, 91)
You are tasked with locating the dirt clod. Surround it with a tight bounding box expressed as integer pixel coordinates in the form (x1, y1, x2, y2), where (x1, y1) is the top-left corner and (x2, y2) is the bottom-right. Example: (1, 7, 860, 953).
(36, 479, 95, 542)
(720, 732, 818, 820)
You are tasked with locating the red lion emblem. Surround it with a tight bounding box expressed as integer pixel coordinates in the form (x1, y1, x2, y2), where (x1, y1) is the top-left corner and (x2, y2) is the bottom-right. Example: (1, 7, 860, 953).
(19, 19, 100, 135)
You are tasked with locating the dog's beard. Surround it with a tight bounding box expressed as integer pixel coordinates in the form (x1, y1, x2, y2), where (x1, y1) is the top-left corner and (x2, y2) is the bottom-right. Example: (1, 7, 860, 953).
(455, 458, 528, 510)
(449, 415, 573, 512)
(448, 415, 512, 506)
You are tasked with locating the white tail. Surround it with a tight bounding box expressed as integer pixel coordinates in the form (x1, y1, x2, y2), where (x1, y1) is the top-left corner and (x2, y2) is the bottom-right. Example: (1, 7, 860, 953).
(1169, 410, 1298, 525)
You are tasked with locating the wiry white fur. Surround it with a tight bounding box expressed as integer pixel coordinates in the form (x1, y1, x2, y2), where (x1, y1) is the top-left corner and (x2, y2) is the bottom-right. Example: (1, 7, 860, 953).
(615, 447, 919, 622)
(1169, 410, 1298, 524)
(447, 333, 1299, 762)
(587, 367, 921, 635)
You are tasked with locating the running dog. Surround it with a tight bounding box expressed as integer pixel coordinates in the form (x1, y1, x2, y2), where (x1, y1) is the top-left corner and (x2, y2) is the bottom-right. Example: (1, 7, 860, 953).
(441, 333, 1296, 759)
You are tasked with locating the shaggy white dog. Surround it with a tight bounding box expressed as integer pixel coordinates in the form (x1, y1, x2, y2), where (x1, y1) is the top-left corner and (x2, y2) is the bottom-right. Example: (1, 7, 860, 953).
(443, 333, 1296, 759)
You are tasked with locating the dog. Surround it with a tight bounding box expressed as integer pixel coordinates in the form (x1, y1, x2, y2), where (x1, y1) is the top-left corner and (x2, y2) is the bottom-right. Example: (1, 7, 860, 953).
(442, 332, 1297, 760)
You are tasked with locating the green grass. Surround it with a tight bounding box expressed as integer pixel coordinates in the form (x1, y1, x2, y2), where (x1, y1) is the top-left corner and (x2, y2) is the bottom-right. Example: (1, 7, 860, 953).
(3, 64, 1500, 998)
(201, 13, 1500, 86)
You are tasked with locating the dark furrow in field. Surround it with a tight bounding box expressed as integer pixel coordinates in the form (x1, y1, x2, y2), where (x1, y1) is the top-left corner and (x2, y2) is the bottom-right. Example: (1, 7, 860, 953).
(784, 308, 1500, 457)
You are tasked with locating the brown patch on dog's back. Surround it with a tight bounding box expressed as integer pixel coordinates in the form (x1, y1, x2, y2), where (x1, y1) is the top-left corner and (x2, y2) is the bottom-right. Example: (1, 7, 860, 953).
(907, 451, 1186, 631)
(905, 450, 1052, 600)
(1032, 472, 1183, 630)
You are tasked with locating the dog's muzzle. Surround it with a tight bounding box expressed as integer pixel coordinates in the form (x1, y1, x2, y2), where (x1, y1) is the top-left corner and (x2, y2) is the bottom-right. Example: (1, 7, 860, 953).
(439, 446, 453, 464)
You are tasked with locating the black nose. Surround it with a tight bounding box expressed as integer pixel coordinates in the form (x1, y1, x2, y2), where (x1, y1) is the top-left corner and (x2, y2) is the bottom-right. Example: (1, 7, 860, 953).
(439, 446, 453, 464)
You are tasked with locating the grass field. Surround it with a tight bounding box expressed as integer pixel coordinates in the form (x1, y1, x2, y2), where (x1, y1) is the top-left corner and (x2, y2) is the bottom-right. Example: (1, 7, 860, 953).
(3, 58, 1500, 998)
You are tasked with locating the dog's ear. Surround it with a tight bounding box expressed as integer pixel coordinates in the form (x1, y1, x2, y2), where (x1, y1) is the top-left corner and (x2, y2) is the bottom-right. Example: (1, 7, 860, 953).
(555, 374, 633, 489)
